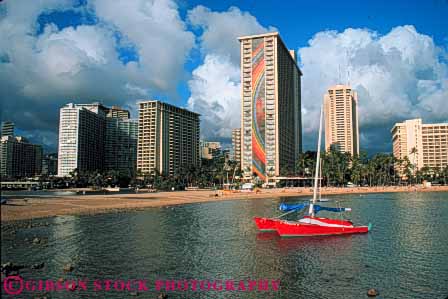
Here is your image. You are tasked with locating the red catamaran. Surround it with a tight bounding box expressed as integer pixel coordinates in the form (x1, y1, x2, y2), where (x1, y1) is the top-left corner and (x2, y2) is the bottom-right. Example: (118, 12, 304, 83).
(254, 105, 371, 237)
(275, 215, 370, 237)
(254, 217, 280, 232)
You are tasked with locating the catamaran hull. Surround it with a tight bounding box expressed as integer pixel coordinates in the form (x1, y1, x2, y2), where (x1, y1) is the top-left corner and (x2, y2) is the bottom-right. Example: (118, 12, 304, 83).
(275, 219, 370, 237)
(254, 217, 282, 232)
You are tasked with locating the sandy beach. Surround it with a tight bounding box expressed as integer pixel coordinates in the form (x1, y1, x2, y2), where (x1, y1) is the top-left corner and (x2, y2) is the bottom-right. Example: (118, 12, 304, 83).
(1, 185, 448, 222)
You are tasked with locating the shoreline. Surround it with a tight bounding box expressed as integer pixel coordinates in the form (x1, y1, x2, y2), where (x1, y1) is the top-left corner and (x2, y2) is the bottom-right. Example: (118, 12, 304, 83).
(1, 186, 448, 223)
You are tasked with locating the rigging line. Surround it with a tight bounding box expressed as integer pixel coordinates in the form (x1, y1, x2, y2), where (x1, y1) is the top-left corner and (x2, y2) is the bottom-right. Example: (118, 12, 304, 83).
(274, 208, 298, 219)
(296, 207, 307, 220)
(336, 200, 344, 221)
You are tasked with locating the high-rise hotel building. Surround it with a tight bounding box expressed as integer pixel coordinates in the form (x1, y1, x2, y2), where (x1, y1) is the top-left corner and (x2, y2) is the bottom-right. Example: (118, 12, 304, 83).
(137, 100, 200, 176)
(1, 121, 15, 137)
(324, 85, 359, 156)
(1, 136, 42, 178)
(238, 32, 302, 183)
(105, 106, 138, 177)
(58, 103, 137, 177)
(392, 119, 448, 172)
(57, 103, 107, 176)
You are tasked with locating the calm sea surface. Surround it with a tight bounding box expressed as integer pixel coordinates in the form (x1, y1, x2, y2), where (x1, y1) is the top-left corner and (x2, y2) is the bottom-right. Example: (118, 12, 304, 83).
(2, 192, 448, 298)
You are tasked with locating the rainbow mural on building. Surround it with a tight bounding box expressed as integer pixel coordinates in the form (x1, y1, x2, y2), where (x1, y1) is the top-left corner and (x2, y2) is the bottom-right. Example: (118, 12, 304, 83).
(251, 38, 266, 180)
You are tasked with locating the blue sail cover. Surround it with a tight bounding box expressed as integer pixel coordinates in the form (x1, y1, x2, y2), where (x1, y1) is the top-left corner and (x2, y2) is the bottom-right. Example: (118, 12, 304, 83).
(279, 203, 309, 212)
(313, 205, 351, 214)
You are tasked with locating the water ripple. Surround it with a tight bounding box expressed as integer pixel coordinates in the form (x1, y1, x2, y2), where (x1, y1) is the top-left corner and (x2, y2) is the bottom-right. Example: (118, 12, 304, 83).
(2, 192, 448, 298)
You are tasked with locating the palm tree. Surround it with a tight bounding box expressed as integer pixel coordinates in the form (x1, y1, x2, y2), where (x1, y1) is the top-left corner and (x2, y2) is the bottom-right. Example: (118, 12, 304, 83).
(442, 166, 448, 185)
(69, 168, 80, 187)
(351, 154, 363, 186)
(366, 157, 376, 186)
(296, 151, 315, 177)
(431, 166, 441, 183)
(410, 147, 419, 178)
(87, 172, 104, 189)
(402, 156, 414, 185)
(105, 170, 120, 187)
(419, 166, 432, 183)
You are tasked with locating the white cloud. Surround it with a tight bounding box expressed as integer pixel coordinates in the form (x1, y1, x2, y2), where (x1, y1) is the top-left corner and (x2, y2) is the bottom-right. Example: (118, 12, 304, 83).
(93, 0, 195, 92)
(186, 6, 274, 140)
(298, 25, 448, 145)
(0, 0, 195, 149)
(187, 54, 240, 138)
(188, 6, 275, 65)
(1, 0, 447, 154)
(188, 22, 448, 150)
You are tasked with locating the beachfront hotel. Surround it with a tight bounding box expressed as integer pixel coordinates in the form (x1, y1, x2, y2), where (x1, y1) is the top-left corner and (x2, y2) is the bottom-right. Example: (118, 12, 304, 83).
(238, 32, 302, 184)
(232, 128, 241, 164)
(324, 85, 359, 156)
(58, 103, 137, 177)
(391, 118, 448, 172)
(57, 103, 108, 176)
(137, 100, 200, 176)
(105, 107, 138, 177)
(0, 136, 42, 178)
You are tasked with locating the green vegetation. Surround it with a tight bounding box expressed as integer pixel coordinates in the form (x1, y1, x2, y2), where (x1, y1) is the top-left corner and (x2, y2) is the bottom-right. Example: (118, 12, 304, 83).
(8, 150, 447, 191)
(295, 150, 448, 187)
(66, 169, 132, 189)
(134, 155, 241, 191)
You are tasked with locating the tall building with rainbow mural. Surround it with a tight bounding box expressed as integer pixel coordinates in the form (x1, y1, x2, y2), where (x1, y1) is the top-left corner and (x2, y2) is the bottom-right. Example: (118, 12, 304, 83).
(238, 32, 302, 185)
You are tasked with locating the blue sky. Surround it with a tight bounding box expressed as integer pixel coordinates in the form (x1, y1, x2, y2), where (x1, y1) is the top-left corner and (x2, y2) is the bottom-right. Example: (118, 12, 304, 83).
(181, 0, 448, 44)
(1, 0, 447, 154)
(178, 0, 448, 114)
(180, 0, 448, 105)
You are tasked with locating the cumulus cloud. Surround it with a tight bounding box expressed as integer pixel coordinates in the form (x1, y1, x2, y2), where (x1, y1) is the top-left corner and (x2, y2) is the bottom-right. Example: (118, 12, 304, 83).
(187, 54, 240, 138)
(0, 0, 194, 150)
(92, 0, 195, 91)
(299, 25, 448, 151)
(186, 6, 274, 140)
(188, 6, 275, 65)
(188, 22, 447, 151)
(1, 0, 447, 155)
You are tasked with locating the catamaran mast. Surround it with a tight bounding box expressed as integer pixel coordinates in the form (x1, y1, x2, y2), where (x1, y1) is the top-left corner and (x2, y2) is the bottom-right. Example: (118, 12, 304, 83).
(309, 105, 324, 217)
(319, 158, 322, 202)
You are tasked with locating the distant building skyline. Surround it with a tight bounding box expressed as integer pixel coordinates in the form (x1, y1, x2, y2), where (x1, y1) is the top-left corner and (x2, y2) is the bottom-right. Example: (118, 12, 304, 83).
(200, 141, 222, 160)
(324, 84, 359, 156)
(1, 0, 446, 156)
(239, 32, 302, 184)
(106, 106, 131, 119)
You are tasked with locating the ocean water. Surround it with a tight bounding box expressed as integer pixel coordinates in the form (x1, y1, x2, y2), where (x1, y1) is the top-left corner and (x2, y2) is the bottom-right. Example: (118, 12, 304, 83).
(1, 192, 448, 298)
